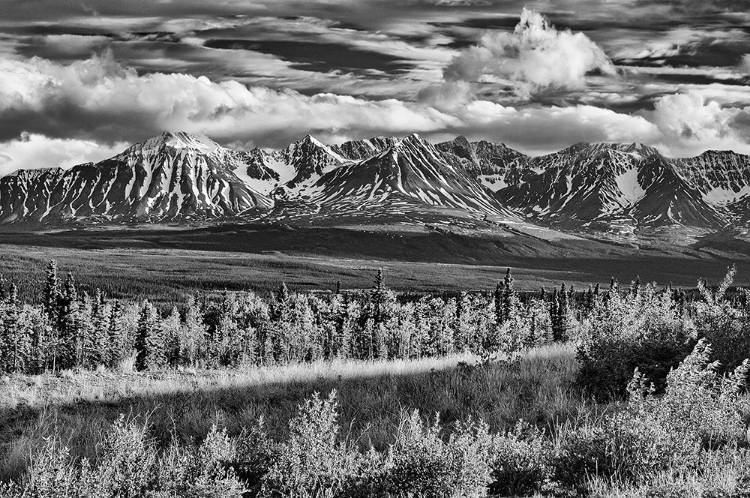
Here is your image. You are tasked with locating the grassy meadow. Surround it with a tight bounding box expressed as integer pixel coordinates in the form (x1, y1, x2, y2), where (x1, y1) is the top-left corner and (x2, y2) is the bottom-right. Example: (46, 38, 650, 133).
(0, 345, 582, 482)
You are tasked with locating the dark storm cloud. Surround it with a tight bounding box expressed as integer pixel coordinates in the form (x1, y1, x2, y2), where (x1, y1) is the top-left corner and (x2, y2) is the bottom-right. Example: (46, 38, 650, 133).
(203, 39, 415, 75)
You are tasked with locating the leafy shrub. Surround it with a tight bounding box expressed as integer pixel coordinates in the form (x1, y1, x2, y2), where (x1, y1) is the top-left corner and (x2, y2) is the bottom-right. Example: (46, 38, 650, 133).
(382, 411, 492, 498)
(487, 420, 552, 496)
(261, 390, 366, 497)
(576, 285, 697, 400)
(693, 266, 750, 376)
(557, 339, 750, 494)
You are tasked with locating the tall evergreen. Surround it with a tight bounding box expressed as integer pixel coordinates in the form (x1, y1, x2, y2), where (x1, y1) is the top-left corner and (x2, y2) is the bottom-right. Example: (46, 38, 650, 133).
(549, 288, 560, 340)
(90, 289, 110, 367)
(631, 275, 641, 297)
(107, 300, 124, 367)
(494, 282, 503, 325)
(371, 268, 387, 325)
(4, 284, 21, 372)
(135, 300, 164, 371)
(44, 261, 60, 321)
(502, 268, 515, 323)
(57, 272, 80, 369)
(555, 284, 570, 341)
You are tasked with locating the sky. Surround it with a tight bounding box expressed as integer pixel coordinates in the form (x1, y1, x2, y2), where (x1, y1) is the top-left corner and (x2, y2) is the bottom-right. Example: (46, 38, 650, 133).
(0, 0, 749, 175)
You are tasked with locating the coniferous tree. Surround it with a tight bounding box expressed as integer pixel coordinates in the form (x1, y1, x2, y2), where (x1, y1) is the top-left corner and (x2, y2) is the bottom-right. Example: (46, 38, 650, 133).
(77, 291, 95, 368)
(494, 282, 503, 325)
(107, 300, 125, 367)
(631, 275, 641, 297)
(502, 268, 515, 323)
(554, 283, 570, 341)
(372, 268, 386, 325)
(57, 272, 79, 369)
(180, 297, 206, 367)
(44, 261, 60, 322)
(90, 289, 110, 367)
(135, 300, 163, 371)
(4, 284, 20, 372)
(161, 306, 181, 367)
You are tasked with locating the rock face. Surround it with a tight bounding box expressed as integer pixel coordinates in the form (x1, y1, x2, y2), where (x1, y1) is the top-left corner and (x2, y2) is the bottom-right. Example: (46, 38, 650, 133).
(0, 132, 273, 224)
(296, 134, 515, 221)
(2, 131, 750, 231)
(485, 142, 728, 229)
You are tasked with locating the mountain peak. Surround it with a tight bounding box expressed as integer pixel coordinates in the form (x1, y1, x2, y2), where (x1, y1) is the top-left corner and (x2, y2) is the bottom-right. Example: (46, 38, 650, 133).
(299, 134, 326, 148)
(137, 131, 220, 153)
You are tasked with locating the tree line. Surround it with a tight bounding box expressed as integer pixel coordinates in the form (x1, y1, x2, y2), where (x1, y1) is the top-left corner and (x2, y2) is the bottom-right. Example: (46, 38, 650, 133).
(0, 262, 744, 375)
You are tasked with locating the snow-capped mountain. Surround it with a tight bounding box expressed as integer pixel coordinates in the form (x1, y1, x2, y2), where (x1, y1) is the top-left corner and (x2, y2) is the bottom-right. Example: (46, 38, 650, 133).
(2, 131, 750, 233)
(436, 136, 530, 192)
(0, 132, 272, 224)
(242, 135, 351, 196)
(283, 134, 515, 222)
(492, 142, 728, 230)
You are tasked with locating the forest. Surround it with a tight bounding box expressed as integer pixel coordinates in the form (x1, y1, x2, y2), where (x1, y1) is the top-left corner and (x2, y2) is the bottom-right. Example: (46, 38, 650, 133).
(1, 262, 750, 497)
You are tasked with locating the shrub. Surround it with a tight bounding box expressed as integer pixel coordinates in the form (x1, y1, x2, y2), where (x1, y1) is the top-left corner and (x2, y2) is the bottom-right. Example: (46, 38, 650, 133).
(557, 339, 750, 494)
(576, 285, 696, 400)
(261, 390, 366, 497)
(383, 411, 492, 498)
(487, 420, 552, 496)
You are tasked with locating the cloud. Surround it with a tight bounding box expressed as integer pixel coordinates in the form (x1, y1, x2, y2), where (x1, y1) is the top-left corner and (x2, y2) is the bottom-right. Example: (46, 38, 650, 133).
(649, 91, 750, 156)
(739, 55, 750, 75)
(0, 133, 125, 177)
(0, 51, 747, 173)
(426, 8, 616, 101)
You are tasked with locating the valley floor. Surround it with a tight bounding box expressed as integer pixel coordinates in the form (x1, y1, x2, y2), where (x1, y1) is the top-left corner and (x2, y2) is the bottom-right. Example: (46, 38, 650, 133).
(1, 223, 750, 305)
(0, 345, 580, 482)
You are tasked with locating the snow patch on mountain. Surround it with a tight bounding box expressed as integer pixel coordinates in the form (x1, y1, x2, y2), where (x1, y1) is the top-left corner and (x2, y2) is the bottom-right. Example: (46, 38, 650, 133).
(615, 168, 646, 205)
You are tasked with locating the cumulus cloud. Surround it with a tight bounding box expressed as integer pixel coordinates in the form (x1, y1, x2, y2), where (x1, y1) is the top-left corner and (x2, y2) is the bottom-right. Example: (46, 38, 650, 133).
(649, 91, 750, 156)
(0, 51, 748, 175)
(425, 8, 616, 102)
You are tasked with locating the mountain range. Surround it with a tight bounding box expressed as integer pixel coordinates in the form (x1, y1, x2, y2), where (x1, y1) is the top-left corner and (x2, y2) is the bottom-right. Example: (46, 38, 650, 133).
(2, 131, 750, 236)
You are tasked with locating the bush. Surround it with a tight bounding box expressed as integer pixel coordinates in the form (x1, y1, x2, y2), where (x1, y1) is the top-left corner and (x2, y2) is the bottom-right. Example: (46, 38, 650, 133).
(487, 420, 552, 496)
(576, 285, 696, 400)
(261, 390, 366, 497)
(383, 411, 492, 498)
(557, 339, 750, 494)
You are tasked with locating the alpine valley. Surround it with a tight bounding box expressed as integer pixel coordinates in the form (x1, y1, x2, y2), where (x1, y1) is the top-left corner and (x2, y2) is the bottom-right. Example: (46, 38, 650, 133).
(2, 130, 750, 246)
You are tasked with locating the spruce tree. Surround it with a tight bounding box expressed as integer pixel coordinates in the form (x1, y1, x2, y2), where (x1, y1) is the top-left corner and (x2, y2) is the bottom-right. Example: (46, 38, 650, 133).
(371, 268, 387, 325)
(631, 275, 641, 297)
(57, 272, 79, 369)
(135, 300, 164, 371)
(502, 268, 515, 323)
(494, 282, 503, 325)
(107, 300, 124, 367)
(44, 261, 60, 322)
(4, 284, 20, 372)
(90, 289, 110, 368)
(554, 284, 570, 341)
(549, 288, 558, 340)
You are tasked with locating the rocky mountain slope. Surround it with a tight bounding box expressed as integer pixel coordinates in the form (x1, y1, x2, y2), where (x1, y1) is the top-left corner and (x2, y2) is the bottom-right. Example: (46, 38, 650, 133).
(2, 131, 749, 234)
(0, 132, 273, 224)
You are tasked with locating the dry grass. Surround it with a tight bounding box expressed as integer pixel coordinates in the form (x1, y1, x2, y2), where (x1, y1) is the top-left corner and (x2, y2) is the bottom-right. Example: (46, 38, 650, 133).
(0, 343, 580, 481)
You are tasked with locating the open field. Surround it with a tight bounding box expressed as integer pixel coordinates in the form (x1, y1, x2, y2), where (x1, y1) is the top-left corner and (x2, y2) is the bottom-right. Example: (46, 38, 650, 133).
(1, 223, 749, 304)
(0, 345, 582, 482)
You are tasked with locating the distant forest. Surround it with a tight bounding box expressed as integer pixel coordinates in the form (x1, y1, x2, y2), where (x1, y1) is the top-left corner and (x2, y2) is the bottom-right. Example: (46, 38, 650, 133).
(0, 261, 747, 381)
